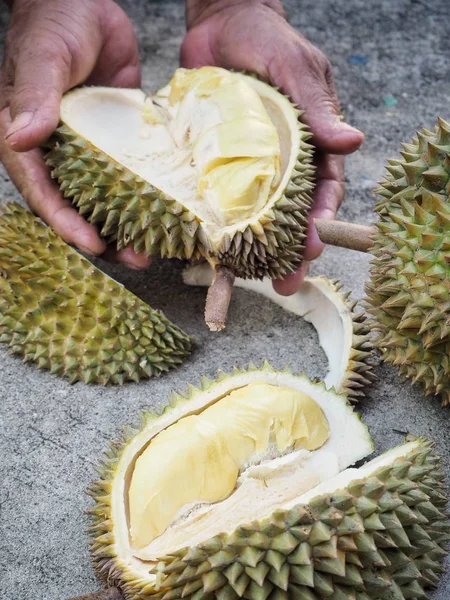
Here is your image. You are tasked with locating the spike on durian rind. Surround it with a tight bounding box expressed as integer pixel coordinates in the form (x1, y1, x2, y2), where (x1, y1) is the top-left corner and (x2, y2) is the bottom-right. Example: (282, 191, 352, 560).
(88, 420, 449, 599)
(366, 117, 450, 405)
(0, 203, 191, 384)
(182, 264, 375, 400)
(44, 74, 315, 281)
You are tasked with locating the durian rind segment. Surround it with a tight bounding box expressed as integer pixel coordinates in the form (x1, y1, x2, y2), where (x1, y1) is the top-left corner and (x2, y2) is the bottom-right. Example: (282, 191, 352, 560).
(0, 202, 191, 384)
(45, 70, 315, 280)
(183, 264, 375, 399)
(366, 117, 450, 405)
(87, 363, 373, 595)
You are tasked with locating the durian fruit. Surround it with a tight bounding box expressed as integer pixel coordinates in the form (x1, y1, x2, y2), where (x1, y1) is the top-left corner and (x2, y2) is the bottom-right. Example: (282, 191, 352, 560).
(315, 117, 450, 405)
(81, 364, 449, 600)
(0, 203, 191, 384)
(183, 263, 374, 400)
(367, 118, 450, 405)
(45, 66, 315, 330)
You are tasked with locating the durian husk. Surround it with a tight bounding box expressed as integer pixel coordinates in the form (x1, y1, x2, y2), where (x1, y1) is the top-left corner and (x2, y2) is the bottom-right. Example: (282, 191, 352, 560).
(0, 203, 191, 384)
(44, 72, 315, 281)
(183, 264, 375, 400)
(87, 365, 449, 600)
(366, 117, 450, 406)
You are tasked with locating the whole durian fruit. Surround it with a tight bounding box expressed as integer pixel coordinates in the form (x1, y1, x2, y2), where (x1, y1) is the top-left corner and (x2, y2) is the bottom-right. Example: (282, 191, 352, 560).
(366, 118, 450, 405)
(314, 117, 450, 406)
(45, 66, 315, 329)
(72, 365, 448, 600)
(0, 203, 191, 384)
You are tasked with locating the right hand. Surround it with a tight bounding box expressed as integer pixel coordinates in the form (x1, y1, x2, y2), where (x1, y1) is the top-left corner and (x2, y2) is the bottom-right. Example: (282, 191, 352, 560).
(0, 0, 150, 269)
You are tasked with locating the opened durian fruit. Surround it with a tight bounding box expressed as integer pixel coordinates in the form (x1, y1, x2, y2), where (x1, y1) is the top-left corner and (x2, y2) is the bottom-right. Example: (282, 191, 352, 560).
(45, 66, 315, 330)
(0, 203, 191, 384)
(314, 117, 450, 405)
(77, 364, 449, 600)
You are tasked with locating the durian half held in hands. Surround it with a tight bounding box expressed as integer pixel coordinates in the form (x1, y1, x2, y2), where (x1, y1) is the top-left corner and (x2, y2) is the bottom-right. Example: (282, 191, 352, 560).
(70, 364, 449, 600)
(45, 66, 315, 330)
(315, 118, 450, 405)
(0, 203, 191, 384)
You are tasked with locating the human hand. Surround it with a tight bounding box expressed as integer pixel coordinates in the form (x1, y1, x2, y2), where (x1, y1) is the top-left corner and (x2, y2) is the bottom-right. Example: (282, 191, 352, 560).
(181, 0, 364, 293)
(0, 0, 150, 269)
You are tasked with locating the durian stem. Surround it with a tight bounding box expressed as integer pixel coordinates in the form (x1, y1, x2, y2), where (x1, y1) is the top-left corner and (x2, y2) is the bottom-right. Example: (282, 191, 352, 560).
(67, 588, 123, 600)
(314, 218, 375, 253)
(205, 265, 235, 331)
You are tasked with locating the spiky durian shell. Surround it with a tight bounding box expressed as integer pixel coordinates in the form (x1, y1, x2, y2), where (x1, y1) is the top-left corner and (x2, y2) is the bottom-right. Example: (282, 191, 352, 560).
(366, 117, 450, 406)
(44, 91, 315, 280)
(87, 364, 448, 600)
(0, 203, 191, 384)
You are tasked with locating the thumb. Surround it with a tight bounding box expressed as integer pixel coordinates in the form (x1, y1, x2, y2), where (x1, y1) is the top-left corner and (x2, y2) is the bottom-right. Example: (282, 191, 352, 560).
(5, 44, 71, 152)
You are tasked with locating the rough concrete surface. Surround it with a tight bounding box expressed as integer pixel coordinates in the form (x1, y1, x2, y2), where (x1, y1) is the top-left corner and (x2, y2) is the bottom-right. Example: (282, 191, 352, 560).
(0, 1, 449, 598)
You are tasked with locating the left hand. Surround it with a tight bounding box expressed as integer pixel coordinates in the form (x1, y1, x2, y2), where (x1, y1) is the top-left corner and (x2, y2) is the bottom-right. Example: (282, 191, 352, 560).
(181, 0, 364, 294)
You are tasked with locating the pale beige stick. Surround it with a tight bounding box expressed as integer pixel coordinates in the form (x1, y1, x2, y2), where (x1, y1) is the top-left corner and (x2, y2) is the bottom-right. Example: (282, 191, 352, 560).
(314, 218, 375, 253)
(204, 265, 235, 331)
(67, 588, 122, 600)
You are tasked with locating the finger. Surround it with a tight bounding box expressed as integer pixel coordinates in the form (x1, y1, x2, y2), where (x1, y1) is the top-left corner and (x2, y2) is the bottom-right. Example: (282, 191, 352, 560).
(101, 245, 152, 270)
(272, 260, 310, 296)
(0, 107, 106, 255)
(5, 40, 72, 151)
(302, 153, 345, 262)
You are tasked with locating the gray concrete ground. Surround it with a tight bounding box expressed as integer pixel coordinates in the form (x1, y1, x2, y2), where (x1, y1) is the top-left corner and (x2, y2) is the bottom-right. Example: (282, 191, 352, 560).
(0, 1, 449, 598)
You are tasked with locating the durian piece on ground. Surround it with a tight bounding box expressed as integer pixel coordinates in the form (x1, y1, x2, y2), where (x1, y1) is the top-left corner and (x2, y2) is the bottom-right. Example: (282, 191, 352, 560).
(79, 364, 449, 600)
(45, 66, 315, 330)
(315, 117, 450, 406)
(183, 263, 375, 400)
(0, 203, 191, 384)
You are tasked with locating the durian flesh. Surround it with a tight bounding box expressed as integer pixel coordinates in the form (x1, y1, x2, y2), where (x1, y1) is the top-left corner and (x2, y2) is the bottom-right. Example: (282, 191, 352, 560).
(89, 366, 449, 600)
(46, 67, 315, 279)
(129, 382, 330, 551)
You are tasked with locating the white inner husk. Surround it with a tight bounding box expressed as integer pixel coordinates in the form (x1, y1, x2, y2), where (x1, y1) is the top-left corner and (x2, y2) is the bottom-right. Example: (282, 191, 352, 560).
(60, 69, 300, 244)
(183, 265, 355, 393)
(111, 370, 374, 578)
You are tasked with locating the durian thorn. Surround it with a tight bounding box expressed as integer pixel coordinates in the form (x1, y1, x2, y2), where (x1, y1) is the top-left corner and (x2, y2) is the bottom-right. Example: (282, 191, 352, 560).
(314, 218, 376, 253)
(67, 588, 122, 600)
(204, 264, 236, 332)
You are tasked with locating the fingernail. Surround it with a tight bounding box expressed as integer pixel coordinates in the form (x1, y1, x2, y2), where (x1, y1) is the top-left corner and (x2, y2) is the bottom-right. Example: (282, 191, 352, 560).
(5, 111, 34, 140)
(334, 120, 363, 136)
(77, 244, 96, 256)
(122, 261, 147, 271)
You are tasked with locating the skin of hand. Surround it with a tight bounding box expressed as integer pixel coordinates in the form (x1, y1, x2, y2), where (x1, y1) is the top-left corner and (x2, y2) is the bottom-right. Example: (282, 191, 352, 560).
(182, 0, 365, 294)
(0, 0, 151, 269)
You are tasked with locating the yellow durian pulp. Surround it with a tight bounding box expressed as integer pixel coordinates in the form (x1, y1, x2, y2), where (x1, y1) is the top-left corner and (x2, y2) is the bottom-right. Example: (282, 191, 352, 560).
(153, 67, 282, 226)
(128, 382, 330, 549)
